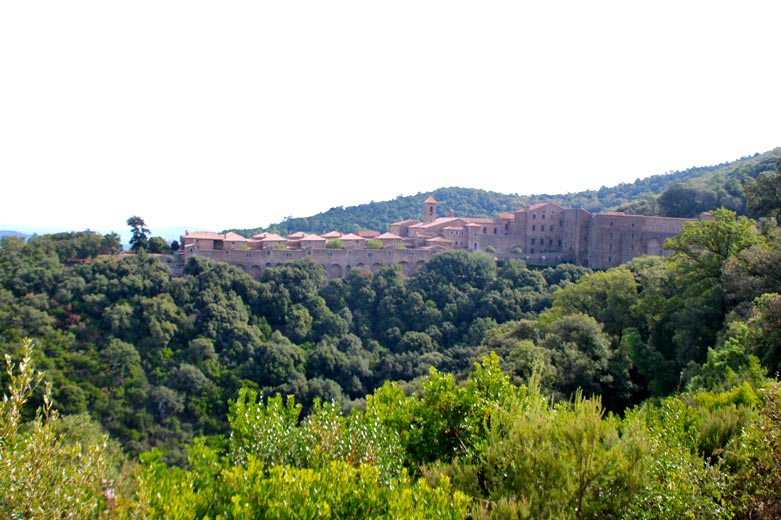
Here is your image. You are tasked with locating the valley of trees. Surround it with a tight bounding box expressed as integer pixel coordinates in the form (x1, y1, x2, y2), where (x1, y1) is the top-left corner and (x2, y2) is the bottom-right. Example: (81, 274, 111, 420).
(2, 151, 781, 518)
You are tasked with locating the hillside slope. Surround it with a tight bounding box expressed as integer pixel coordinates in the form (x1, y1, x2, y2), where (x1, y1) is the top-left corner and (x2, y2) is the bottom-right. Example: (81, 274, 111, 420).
(230, 148, 780, 236)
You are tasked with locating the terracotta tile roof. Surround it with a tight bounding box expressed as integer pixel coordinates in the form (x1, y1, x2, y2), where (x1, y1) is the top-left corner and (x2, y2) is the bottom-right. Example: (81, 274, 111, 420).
(463, 218, 497, 225)
(391, 219, 420, 226)
(321, 231, 342, 238)
(183, 231, 225, 239)
(411, 217, 460, 229)
(426, 236, 452, 244)
(442, 226, 465, 231)
(287, 232, 306, 239)
(260, 233, 286, 241)
(527, 202, 564, 212)
(252, 232, 269, 239)
(224, 232, 247, 241)
(378, 232, 402, 240)
(424, 196, 438, 203)
(498, 213, 515, 220)
(357, 230, 380, 238)
(340, 233, 365, 241)
(301, 234, 326, 241)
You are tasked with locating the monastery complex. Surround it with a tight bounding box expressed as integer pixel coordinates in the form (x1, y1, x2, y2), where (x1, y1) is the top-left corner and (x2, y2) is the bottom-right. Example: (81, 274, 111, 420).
(180, 198, 697, 279)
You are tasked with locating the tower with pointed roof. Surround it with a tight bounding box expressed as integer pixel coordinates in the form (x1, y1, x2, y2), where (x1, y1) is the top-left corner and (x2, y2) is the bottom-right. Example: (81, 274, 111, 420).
(423, 196, 438, 224)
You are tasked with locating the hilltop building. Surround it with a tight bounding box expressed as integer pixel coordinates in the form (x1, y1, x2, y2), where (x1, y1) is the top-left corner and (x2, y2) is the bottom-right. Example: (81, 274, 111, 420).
(180, 198, 697, 279)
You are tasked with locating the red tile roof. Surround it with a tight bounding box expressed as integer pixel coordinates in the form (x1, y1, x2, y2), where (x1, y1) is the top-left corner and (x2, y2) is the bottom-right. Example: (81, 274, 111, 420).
(424, 196, 438, 203)
(357, 230, 380, 238)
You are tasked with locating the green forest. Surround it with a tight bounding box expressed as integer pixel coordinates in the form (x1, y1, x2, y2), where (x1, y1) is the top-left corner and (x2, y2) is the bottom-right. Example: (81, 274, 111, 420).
(230, 148, 781, 236)
(3, 154, 781, 518)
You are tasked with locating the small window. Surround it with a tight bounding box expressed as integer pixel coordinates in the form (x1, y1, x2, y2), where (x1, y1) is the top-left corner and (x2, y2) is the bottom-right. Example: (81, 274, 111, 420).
(610, 222, 613, 227)
(542, 213, 546, 219)
(608, 256, 612, 263)
(327, 252, 333, 257)
(531, 248, 535, 253)
(483, 227, 487, 233)
(549, 238, 553, 246)
(550, 225, 554, 232)
(558, 239, 562, 247)
(493, 227, 497, 235)
(532, 225, 536, 231)
(541, 225, 545, 232)
(532, 213, 537, 220)
(609, 231, 613, 238)
(368, 252, 373, 257)
(531, 238, 536, 245)
(409, 251, 414, 256)
(245, 253, 251, 258)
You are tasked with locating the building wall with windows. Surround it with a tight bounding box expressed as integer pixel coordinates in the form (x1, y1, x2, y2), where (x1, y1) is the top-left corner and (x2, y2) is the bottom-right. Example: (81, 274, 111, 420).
(180, 197, 698, 278)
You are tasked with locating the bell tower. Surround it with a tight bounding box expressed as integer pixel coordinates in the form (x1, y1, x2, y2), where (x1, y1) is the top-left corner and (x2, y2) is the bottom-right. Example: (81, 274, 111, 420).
(423, 196, 438, 224)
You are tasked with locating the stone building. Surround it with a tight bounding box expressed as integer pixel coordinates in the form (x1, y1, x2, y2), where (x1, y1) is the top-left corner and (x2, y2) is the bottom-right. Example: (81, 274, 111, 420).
(180, 197, 697, 279)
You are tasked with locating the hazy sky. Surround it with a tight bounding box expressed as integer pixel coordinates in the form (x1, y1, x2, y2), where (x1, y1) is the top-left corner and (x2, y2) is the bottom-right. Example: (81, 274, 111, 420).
(1, 1, 779, 236)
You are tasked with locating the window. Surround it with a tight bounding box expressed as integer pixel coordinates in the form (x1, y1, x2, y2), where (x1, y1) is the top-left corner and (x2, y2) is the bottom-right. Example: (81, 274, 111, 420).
(560, 220, 564, 227)
(493, 227, 497, 234)
(245, 253, 251, 258)
(541, 225, 545, 232)
(327, 252, 333, 257)
(532, 225, 536, 231)
(609, 244, 612, 251)
(531, 238, 536, 245)
(632, 232, 635, 239)
(609, 231, 613, 238)
(286, 252, 292, 257)
(483, 227, 487, 233)
(550, 225, 554, 232)
(368, 252, 373, 257)
(608, 256, 612, 263)
(532, 213, 537, 220)
(549, 238, 553, 246)
(558, 239, 562, 247)
(542, 213, 546, 219)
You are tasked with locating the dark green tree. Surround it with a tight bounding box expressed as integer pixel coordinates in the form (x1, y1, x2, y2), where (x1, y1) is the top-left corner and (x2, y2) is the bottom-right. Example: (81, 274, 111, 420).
(127, 215, 150, 252)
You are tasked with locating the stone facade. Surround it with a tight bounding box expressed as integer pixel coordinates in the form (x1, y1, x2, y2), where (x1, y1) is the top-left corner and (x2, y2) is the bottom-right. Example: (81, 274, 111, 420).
(180, 199, 697, 279)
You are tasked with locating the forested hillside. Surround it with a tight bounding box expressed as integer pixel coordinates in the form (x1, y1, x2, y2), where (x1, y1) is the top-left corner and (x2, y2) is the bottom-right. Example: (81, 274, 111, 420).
(3, 181, 781, 516)
(230, 147, 780, 236)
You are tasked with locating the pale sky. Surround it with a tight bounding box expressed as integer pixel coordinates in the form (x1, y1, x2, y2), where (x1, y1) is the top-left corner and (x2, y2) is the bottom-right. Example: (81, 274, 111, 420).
(1, 1, 779, 237)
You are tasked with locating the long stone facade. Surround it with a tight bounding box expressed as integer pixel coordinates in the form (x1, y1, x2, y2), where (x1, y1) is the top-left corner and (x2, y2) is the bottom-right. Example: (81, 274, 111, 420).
(180, 198, 697, 279)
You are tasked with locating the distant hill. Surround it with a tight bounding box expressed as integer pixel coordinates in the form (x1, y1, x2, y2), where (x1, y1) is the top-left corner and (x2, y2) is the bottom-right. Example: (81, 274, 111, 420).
(229, 147, 778, 236)
(0, 230, 31, 240)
